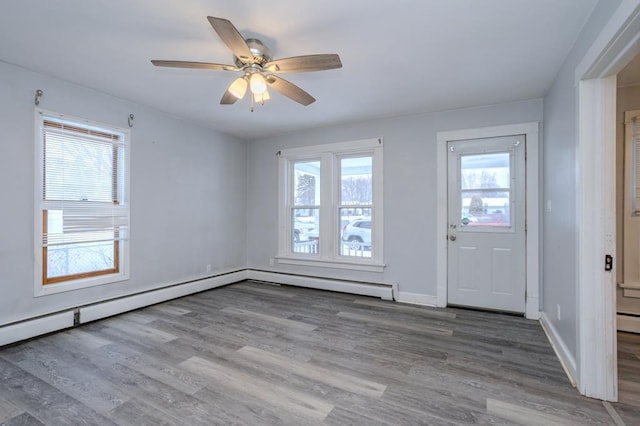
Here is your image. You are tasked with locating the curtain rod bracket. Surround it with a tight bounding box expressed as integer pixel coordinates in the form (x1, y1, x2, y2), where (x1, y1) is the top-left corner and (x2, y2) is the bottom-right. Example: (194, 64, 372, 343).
(35, 89, 43, 106)
(128, 114, 134, 128)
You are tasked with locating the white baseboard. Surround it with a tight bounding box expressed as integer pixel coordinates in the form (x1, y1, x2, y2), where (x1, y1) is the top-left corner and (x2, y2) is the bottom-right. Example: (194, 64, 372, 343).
(539, 312, 577, 386)
(0, 311, 74, 347)
(246, 270, 394, 300)
(0, 269, 247, 348)
(396, 291, 438, 307)
(80, 270, 247, 324)
(617, 314, 640, 333)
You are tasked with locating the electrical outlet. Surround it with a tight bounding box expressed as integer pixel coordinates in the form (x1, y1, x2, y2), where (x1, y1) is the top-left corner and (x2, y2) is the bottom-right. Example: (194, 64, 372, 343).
(546, 199, 552, 212)
(269, 258, 275, 266)
(557, 304, 561, 321)
(206, 264, 211, 273)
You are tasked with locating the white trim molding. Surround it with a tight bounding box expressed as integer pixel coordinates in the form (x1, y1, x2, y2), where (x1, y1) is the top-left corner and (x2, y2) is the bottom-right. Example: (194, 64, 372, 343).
(577, 77, 618, 401)
(540, 312, 577, 387)
(0, 269, 247, 348)
(80, 270, 247, 324)
(574, 0, 640, 402)
(277, 138, 385, 271)
(396, 292, 438, 307)
(0, 311, 75, 347)
(436, 122, 540, 320)
(575, 0, 640, 83)
(246, 270, 394, 300)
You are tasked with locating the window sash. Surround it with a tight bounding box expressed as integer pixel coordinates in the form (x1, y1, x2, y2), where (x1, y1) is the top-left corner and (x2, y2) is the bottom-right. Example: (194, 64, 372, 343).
(39, 113, 128, 285)
(278, 138, 383, 268)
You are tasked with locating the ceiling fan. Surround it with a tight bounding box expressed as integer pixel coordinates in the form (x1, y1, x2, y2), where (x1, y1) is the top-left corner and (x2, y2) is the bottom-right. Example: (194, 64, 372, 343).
(151, 16, 342, 110)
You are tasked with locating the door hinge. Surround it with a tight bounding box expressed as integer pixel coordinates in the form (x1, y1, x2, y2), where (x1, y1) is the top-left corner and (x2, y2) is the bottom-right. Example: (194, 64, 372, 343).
(604, 254, 613, 272)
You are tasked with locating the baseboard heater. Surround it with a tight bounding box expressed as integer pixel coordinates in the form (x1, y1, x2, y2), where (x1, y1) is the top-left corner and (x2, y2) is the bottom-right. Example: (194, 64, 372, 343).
(246, 269, 396, 301)
(1, 269, 396, 348)
(0, 269, 247, 348)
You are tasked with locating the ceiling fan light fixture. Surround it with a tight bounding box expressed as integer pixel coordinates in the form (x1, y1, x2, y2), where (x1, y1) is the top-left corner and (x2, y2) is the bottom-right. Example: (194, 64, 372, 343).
(253, 89, 270, 105)
(228, 76, 248, 99)
(249, 72, 267, 94)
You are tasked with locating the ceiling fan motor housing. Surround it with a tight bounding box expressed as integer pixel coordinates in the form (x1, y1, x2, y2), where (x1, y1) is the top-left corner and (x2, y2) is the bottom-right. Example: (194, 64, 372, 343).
(234, 38, 272, 67)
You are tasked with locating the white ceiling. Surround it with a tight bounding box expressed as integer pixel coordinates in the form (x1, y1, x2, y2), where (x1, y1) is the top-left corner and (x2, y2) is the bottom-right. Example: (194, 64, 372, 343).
(0, 0, 598, 140)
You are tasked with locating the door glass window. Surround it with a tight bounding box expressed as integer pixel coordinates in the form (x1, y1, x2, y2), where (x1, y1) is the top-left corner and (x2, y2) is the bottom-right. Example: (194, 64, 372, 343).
(460, 152, 511, 227)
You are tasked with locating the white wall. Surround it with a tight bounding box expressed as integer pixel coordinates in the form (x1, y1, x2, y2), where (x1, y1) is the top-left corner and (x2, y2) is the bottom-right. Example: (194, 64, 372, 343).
(542, 0, 622, 357)
(247, 99, 542, 297)
(0, 61, 247, 326)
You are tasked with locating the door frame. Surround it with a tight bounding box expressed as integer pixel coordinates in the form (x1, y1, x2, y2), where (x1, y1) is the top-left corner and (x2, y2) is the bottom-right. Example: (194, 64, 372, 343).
(574, 0, 640, 402)
(436, 122, 540, 319)
(446, 136, 527, 313)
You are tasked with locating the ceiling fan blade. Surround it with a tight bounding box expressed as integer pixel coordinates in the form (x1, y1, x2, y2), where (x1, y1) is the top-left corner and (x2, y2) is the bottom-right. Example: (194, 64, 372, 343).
(264, 54, 342, 73)
(220, 90, 239, 105)
(265, 75, 315, 106)
(151, 60, 238, 71)
(207, 16, 253, 64)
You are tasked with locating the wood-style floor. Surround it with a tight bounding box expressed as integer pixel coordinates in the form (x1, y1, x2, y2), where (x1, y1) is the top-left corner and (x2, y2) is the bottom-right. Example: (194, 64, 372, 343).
(618, 330, 640, 417)
(0, 281, 638, 425)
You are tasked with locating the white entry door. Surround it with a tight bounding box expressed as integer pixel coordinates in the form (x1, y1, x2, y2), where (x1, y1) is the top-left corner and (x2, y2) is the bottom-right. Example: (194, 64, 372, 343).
(447, 135, 526, 313)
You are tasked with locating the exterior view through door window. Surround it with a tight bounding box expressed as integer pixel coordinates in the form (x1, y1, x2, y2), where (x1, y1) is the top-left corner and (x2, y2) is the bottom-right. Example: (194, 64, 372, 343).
(460, 152, 511, 228)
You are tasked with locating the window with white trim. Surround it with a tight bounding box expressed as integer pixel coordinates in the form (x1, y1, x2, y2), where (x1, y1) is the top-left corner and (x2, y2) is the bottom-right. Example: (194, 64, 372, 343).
(278, 138, 384, 272)
(36, 111, 129, 292)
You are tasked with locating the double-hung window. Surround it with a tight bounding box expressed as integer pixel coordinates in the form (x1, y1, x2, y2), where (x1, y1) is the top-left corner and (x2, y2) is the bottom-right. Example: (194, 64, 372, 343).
(35, 111, 130, 293)
(278, 138, 384, 272)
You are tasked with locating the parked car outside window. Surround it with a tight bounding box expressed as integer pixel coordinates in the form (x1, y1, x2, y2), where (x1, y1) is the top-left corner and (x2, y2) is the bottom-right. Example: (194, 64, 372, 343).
(341, 218, 371, 250)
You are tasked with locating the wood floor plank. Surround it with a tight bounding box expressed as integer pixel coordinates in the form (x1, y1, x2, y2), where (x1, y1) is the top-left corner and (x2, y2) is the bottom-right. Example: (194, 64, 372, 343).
(179, 355, 334, 422)
(0, 340, 129, 415)
(55, 328, 113, 351)
(2, 412, 45, 426)
(352, 297, 457, 319)
(0, 357, 117, 425)
(94, 342, 208, 395)
(236, 345, 387, 398)
(221, 306, 318, 331)
(0, 395, 24, 423)
(100, 316, 178, 343)
(336, 310, 453, 336)
(0, 281, 637, 425)
(487, 398, 593, 426)
(148, 303, 192, 316)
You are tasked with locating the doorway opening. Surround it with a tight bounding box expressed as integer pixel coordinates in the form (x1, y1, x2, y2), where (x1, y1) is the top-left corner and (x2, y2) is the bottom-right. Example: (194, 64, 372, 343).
(575, 0, 640, 402)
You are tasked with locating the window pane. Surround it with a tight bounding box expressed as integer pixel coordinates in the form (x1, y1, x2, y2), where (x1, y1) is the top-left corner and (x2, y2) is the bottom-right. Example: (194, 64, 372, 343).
(292, 208, 319, 254)
(460, 153, 510, 190)
(44, 134, 115, 202)
(461, 190, 510, 227)
(47, 241, 115, 278)
(294, 161, 320, 206)
(339, 208, 372, 258)
(460, 152, 511, 227)
(340, 156, 372, 205)
(40, 116, 128, 285)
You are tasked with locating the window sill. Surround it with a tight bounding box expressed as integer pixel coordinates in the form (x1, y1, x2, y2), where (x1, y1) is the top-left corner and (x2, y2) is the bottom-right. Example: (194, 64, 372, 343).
(35, 272, 129, 297)
(275, 256, 385, 273)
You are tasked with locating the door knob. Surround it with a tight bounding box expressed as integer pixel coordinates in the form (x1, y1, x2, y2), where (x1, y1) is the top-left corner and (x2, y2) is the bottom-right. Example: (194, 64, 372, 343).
(449, 234, 456, 241)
